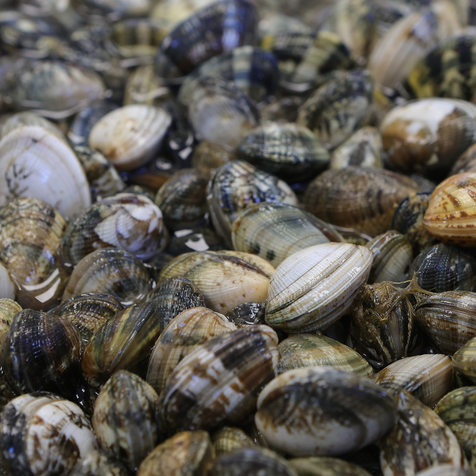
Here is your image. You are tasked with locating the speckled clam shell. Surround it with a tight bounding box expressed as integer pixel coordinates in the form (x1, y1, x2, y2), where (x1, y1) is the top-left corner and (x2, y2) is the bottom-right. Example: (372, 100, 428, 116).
(416, 291, 476, 355)
(2, 58, 106, 118)
(303, 167, 419, 237)
(231, 203, 344, 267)
(288, 457, 372, 476)
(60, 193, 168, 267)
(160, 325, 279, 432)
(255, 366, 395, 457)
(137, 431, 215, 476)
(0, 197, 68, 310)
(207, 160, 299, 247)
(366, 231, 413, 283)
(92, 371, 161, 472)
(212, 427, 256, 457)
(265, 243, 372, 333)
(381, 99, 476, 174)
(0, 393, 97, 476)
(453, 336, 476, 383)
(374, 354, 453, 408)
(158, 251, 274, 314)
(154, 168, 209, 230)
(329, 126, 383, 170)
(408, 243, 476, 293)
(0, 309, 83, 403)
(380, 390, 468, 476)
(423, 172, 476, 246)
(297, 69, 374, 150)
(89, 105, 172, 171)
(0, 126, 91, 220)
(277, 333, 373, 377)
(236, 122, 329, 182)
(62, 248, 152, 306)
(54, 293, 124, 350)
(350, 280, 428, 370)
(146, 306, 236, 396)
(211, 447, 297, 476)
(69, 450, 130, 476)
(0, 299, 21, 347)
(82, 301, 163, 387)
(186, 77, 260, 149)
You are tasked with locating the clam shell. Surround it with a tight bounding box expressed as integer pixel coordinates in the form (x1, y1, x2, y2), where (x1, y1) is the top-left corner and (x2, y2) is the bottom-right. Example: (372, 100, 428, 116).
(265, 243, 373, 333)
(453, 336, 476, 383)
(69, 450, 130, 476)
(415, 466, 473, 476)
(0, 299, 21, 347)
(89, 105, 172, 171)
(124, 64, 168, 107)
(0, 393, 97, 476)
(160, 325, 279, 432)
(0, 112, 66, 141)
(255, 366, 395, 456)
(212, 427, 256, 457)
(288, 457, 372, 476)
(0, 126, 91, 219)
(374, 354, 453, 408)
(0, 264, 15, 300)
(451, 143, 476, 175)
(226, 301, 265, 327)
(192, 140, 235, 171)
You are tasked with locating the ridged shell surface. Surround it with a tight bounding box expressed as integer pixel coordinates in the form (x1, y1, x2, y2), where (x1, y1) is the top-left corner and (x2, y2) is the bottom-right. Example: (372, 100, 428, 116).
(265, 243, 373, 333)
(89, 105, 172, 171)
(0, 126, 91, 219)
(255, 367, 395, 456)
(212, 427, 255, 457)
(288, 457, 372, 476)
(453, 336, 476, 383)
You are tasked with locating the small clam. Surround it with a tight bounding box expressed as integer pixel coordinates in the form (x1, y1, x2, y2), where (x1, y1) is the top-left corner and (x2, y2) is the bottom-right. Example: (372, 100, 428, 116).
(124, 64, 168, 107)
(89, 105, 172, 171)
(288, 457, 372, 476)
(212, 427, 256, 457)
(453, 336, 476, 383)
(451, 143, 476, 175)
(0, 111, 66, 141)
(69, 450, 130, 476)
(226, 302, 265, 327)
(0, 299, 21, 347)
(93, 371, 161, 472)
(265, 243, 373, 333)
(255, 367, 395, 456)
(192, 140, 236, 171)
(160, 325, 279, 432)
(0, 393, 97, 476)
(0, 264, 14, 300)
(415, 466, 473, 476)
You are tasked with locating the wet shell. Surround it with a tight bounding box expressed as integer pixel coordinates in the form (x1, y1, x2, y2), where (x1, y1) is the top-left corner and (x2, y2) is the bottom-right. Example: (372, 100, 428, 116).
(59, 193, 168, 267)
(0, 393, 97, 476)
(54, 293, 124, 350)
(423, 172, 476, 246)
(212, 427, 256, 457)
(0, 112, 66, 141)
(93, 371, 161, 472)
(408, 243, 476, 292)
(453, 336, 476, 383)
(82, 301, 163, 387)
(380, 390, 467, 476)
(303, 167, 419, 237)
(265, 243, 373, 333)
(62, 248, 152, 306)
(366, 230, 413, 283)
(146, 306, 237, 396)
(124, 64, 168, 107)
(451, 143, 476, 175)
(277, 333, 373, 377)
(0, 126, 91, 220)
(89, 105, 172, 171)
(0, 197, 68, 310)
(0, 299, 21, 347)
(69, 450, 130, 476)
(160, 325, 279, 432)
(231, 203, 344, 268)
(0, 265, 14, 300)
(288, 457, 372, 476)
(226, 302, 265, 327)
(381, 99, 476, 174)
(415, 466, 473, 476)
(297, 69, 374, 150)
(207, 160, 299, 247)
(374, 354, 453, 408)
(137, 431, 215, 476)
(154, 168, 210, 230)
(158, 251, 274, 314)
(186, 77, 260, 149)
(236, 122, 330, 182)
(0, 309, 83, 403)
(255, 366, 395, 456)
(192, 140, 235, 171)
(329, 126, 384, 170)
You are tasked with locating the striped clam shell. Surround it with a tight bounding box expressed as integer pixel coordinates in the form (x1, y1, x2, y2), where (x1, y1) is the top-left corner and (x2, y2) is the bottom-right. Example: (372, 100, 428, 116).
(453, 336, 476, 384)
(0, 265, 15, 300)
(374, 354, 453, 408)
(451, 143, 476, 175)
(277, 333, 373, 377)
(255, 367, 395, 456)
(0, 299, 21, 347)
(288, 457, 372, 476)
(212, 427, 256, 457)
(265, 243, 373, 333)
(160, 325, 279, 432)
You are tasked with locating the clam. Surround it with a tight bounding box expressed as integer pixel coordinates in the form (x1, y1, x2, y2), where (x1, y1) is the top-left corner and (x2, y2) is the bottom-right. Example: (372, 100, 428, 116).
(255, 366, 395, 456)
(0, 393, 97, 476)
(226, 302, 266, 327)
(124, 64, 168, 107)
(0, 299, 21, 347)
(0, 111, 66, 141)
(288, 457, 372, 476)
(74, 0, 154, 18)
(451, 143, 476, 175)
(265, 243, 373, 333)
(0, 126, 91, 220)
(192, 140, 236, 171)
(212, 427, 256, 457)
(303, 167, 419, 237)
(0, 264, 15, 301)
(453, 336, 476, 383)
(415, 467, 473, 476)
(89, 105, 172, 171)
(69, 450, 130, 476)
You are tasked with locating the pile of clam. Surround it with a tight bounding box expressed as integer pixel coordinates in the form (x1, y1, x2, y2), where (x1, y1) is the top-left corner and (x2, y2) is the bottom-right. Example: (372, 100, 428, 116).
(4, 0, 476, 475)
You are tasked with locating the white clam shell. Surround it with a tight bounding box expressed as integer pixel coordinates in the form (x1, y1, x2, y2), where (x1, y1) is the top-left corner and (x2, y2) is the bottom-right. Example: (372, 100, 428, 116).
(0, 263, 15, 300)
(0, 125, 91, 220)
(265, 242, 373, 333)
(89, 105, 172, 171)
